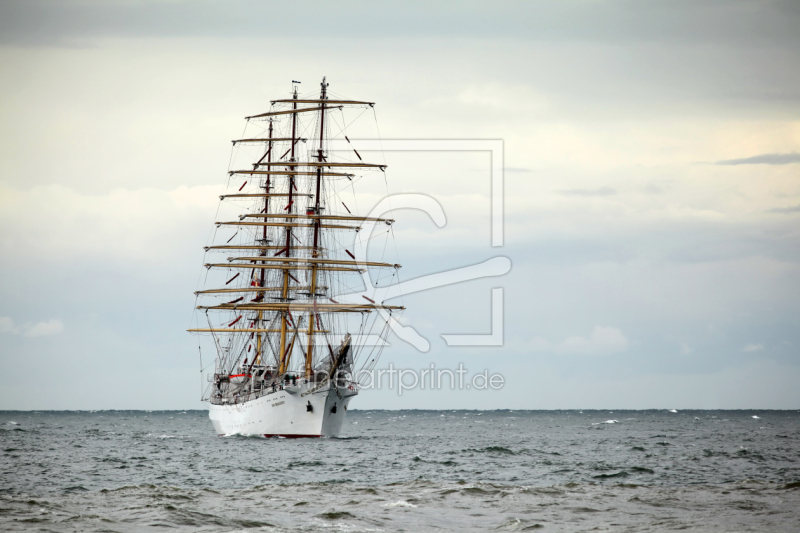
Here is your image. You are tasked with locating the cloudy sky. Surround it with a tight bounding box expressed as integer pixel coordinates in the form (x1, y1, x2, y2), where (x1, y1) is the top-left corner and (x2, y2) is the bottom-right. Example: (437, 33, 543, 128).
(1, 0, 798, 410)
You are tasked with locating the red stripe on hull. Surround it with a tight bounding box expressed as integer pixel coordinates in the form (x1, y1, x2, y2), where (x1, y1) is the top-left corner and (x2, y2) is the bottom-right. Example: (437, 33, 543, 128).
(264, 434, 321, 439)
(216, 433, 322, 438)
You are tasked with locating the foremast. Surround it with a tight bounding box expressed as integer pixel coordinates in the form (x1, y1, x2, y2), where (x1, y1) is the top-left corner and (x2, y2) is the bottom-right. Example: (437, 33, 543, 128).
(255, 119, 273, 368)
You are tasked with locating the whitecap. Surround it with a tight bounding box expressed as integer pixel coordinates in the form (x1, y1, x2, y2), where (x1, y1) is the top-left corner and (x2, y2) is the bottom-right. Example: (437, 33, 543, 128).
(668, 409, 678, 413)
(604, 420, 618, 424)
(752, 415, 760, 419)
(384, 500, 417, 508)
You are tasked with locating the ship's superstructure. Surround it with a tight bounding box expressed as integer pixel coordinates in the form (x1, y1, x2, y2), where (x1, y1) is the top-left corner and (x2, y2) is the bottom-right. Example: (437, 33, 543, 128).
(189, 79, 402, 437)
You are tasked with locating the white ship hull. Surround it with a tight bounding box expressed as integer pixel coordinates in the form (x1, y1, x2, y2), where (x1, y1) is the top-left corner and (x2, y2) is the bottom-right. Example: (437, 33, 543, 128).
(208, 381, 357, 437)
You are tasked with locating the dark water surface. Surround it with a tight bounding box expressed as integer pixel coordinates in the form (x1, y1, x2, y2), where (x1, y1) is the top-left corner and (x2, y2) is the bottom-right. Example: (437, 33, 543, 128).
(1, 410, 799, 531)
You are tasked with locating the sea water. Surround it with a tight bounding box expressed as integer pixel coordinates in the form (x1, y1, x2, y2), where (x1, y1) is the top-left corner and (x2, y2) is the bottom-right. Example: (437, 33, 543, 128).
(1, 410, 798, 531)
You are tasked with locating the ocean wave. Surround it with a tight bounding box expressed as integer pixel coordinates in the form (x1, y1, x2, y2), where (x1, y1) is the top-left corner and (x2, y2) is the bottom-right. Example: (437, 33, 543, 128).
(384, 500, 417, 508)
(2, 410, 799, 531)
(316, 510, 355, 520)
(593, 471, 629, 479)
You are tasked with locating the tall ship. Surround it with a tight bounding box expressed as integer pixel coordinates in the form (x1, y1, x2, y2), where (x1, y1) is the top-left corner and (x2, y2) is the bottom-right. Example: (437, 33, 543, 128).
(189, 78, 403, 437)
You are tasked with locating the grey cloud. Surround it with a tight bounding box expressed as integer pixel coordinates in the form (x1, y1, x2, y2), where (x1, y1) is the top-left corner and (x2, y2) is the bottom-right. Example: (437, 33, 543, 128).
(1, 0, 799, 48)
(558, 187, 617, 197)
(713, 153, 800, 166)
(643, 184, 666, 195)
(0, 0, 796, 136)
(661, 224, 800, 264)
(511, 218, 800, 265)
(767, 204, 800, 214)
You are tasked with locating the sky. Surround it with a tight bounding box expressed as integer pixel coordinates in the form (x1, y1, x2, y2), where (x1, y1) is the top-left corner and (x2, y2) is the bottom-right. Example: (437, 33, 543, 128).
(0, 0, 798, 410)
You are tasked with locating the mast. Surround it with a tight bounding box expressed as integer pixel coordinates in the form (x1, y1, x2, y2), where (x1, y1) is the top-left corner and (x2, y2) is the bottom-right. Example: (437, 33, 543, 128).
(305, 77, 328, 378)
(278, 85, 298, 374)
(255, 120, 273, 365)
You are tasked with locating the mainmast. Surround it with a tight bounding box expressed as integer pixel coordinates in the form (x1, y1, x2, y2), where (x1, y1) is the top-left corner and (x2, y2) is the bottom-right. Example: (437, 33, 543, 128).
(278, 86, 299, 373)
(305, 77, 328, 378)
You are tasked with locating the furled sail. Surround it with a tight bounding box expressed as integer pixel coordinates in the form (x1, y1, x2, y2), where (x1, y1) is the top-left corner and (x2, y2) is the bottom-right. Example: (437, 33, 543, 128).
(189, 78, 403, 415)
